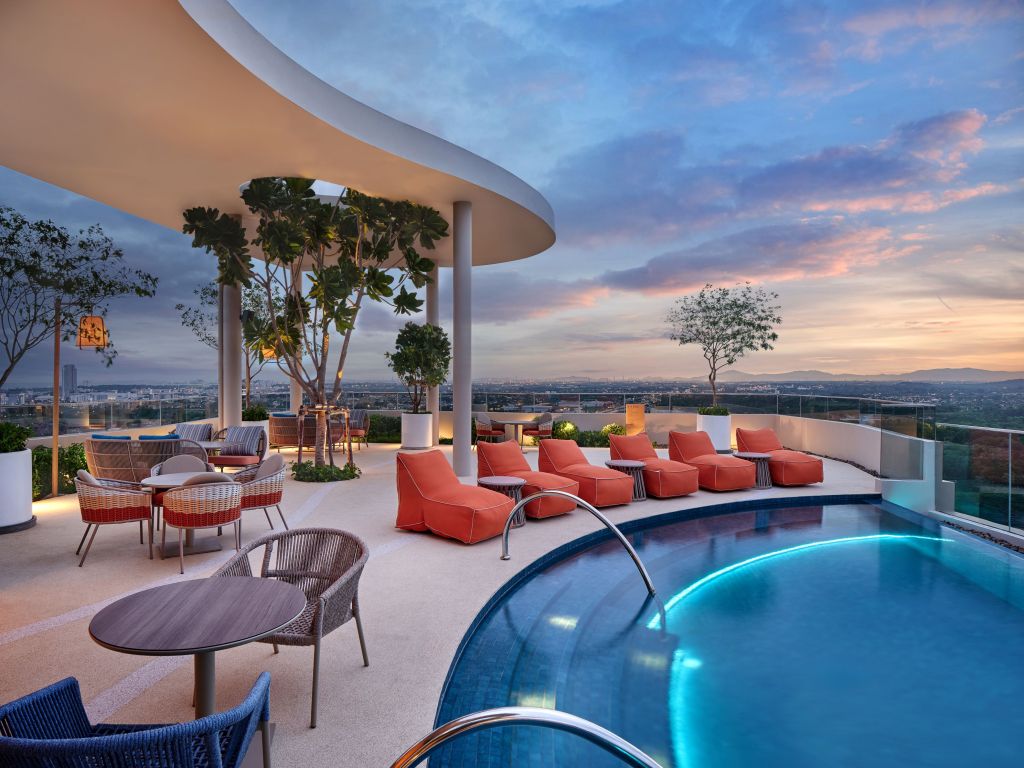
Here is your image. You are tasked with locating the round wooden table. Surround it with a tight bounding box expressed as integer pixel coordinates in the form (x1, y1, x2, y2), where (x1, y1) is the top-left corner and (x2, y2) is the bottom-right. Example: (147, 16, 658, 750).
(141, 472, 225, 556)
(734, 451, 773, 489)
(478, 475, 528, 527)
(605, 459, 647, 501)
(89, 577, 306, 718)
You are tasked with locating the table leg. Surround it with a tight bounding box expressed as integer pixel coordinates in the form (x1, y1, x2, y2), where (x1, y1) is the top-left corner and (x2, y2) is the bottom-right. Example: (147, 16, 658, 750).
(194, 651, 216, 718)
(159, 528, 223, 558)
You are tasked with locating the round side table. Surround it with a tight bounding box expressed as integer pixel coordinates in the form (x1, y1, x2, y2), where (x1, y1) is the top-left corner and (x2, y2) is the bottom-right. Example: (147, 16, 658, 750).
(605, 459, 647, 501)
(735, 451, 773, 489)
(479, 475, 528, 527)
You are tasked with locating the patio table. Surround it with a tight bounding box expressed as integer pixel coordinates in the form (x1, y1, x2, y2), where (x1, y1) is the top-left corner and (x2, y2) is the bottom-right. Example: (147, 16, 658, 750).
(734, 451, 773, 489)
(89, 576, 305, 719)
(141, 472, 227, 556)
(605, 459, 647, 501)
(478, 475, 527, 527)
(494, 418, 539, 450)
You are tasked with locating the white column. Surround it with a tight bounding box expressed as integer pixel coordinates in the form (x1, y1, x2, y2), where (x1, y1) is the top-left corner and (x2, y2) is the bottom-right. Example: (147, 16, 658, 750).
(217, 285, 225, 430)
(289, 267, 304, 413)
(426, 261, 440, 446)
(452, 201, 472, 476)
(221, 283, 243, 428)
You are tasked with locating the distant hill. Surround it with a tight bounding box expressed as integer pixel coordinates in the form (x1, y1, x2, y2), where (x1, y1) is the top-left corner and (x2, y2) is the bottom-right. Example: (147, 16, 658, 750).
(705, 368, 1024, 383)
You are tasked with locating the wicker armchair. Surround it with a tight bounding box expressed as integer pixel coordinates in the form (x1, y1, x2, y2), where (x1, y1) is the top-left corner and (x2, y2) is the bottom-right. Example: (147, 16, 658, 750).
(210, 426, 267, 470)
(474, 414, 504, 444)
(522, 413, 553, 444)
(84, 438, 209, 482)
(214, 528, 369, 728)
(232, 454, 289, 530)
(74, 471, 153, 567)
(161, 476, 242, 574)
(0, 673, 271, 768)
(347, 409, 369, 450)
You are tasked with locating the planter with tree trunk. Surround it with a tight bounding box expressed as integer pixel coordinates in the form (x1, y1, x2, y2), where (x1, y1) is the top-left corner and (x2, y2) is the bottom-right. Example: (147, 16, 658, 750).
(0, 424, 34, 533)
(387, 321, 452, 450)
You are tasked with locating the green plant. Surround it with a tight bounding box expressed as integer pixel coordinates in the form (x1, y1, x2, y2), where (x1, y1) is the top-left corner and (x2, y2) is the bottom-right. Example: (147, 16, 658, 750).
(666, 282, 781, 407)
(601, 423, 627, 436)
(385, 322, 451, 414)
(242, 404, 269, 421)
(552, 420, 579, 440)
(31, 443, 87, 499)
(183, 178, 447, 466)
(698, 405, 730, 416)
(291, 460, 361, 482)
(0, 422, 31, 453)
(576, 430, 608, 447)
(368, 414, 402, 443)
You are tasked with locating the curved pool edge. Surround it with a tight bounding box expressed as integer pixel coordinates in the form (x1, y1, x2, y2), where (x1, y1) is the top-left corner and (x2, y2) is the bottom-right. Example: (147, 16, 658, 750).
(433, 492, 887, 727)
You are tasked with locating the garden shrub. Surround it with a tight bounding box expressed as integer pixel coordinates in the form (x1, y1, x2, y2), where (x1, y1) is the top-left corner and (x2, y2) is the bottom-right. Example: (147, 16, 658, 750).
(31, 443, 88, 499)
(291, 461, 361, 482)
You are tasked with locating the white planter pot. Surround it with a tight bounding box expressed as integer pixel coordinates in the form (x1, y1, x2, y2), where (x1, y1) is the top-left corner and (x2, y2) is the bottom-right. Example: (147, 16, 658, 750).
(0, 449, 35, 533)
(240, 419, 269, 454)
(401, 412, 434, 450)
(697, 414, 732, 452)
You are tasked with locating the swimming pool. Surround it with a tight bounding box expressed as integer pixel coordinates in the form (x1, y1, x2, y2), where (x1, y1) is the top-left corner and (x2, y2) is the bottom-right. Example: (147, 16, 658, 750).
(435, 497, 1024, 767)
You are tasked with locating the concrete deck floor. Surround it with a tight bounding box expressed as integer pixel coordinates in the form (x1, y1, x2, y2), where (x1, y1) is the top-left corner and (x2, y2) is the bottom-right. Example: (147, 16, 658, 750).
(0, 444, 876, 766)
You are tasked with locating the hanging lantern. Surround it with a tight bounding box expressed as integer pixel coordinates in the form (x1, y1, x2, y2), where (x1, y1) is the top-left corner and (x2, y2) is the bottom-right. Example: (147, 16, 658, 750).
(77, 315, 108, 349)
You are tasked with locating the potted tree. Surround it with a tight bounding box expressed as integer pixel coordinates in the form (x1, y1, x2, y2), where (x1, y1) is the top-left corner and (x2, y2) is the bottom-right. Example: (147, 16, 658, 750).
(386, 321, 452, 450)
(241, 403, 270, 447)
(0, 424, 35, 533)
(666, 283, 781, 451)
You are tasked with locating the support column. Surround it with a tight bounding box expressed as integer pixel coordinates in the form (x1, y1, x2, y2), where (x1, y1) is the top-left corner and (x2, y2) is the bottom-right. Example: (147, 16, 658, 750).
(426, 261, 440, 446)
(217, 286, 225, 430)
(289, 267, 304, 413)
(452, 201, 472, 476)
(220, 283, 243, 428)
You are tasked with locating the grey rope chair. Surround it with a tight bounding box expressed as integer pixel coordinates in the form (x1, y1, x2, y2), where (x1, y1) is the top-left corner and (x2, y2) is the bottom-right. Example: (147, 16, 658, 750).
(213, 528, 369, 728)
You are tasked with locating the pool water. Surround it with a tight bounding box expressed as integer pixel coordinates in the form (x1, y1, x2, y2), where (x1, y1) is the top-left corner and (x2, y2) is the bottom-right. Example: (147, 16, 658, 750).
(435, 500, 1024, 767)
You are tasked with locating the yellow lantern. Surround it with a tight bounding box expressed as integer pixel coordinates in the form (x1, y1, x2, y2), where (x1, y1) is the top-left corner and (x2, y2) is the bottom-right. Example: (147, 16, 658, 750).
(76, 315, 108, 349)
(261, 346, 277, 361)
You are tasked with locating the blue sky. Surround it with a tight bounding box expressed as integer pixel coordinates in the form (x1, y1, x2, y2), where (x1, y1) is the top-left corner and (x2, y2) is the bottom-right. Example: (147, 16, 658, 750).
(1, 0, 1022, 386)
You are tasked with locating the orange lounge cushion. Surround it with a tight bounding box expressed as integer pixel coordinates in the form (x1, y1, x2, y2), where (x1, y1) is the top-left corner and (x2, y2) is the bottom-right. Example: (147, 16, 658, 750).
(667, 430, 718, 463)
(608, 433, 658, 461)
(422, 486, 513, 544)
(396, 450, 458, 532)
(511, 471, 578, 518)
(640, 458, 698, 498)
(208, 455, 260, 467)
(687, 455, 756, 491)
(559, 463, 633, 508)
(477, 440, 531, 476)
(767, 449, 824, 486)
(735, 427, 784, 453)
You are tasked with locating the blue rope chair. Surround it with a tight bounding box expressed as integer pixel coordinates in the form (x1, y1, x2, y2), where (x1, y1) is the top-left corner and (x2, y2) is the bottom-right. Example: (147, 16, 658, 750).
(0, 673, 271, 768)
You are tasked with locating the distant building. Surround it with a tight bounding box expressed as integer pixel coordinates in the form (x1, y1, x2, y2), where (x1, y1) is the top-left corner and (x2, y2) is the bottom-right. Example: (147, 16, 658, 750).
(61, 364, 78, 400)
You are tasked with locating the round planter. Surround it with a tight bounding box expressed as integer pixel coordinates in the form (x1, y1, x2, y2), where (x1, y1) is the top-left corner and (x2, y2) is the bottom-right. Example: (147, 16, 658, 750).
(0, 449, 35, 533)
(401, 412, 434, 450)
(697, 413, 732, 452)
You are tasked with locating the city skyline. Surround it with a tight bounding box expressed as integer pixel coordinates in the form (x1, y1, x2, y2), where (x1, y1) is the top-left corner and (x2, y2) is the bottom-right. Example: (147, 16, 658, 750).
(1, 0, 1022, 387)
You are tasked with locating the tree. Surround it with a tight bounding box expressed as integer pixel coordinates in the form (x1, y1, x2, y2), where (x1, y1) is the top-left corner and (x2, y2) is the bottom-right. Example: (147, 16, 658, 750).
(386, 322, 452, 414)
(175, 283, 284, 408)
(182, 177, 447, 466)
(0, 206, 158, 389)
(666, 283, 781, 406)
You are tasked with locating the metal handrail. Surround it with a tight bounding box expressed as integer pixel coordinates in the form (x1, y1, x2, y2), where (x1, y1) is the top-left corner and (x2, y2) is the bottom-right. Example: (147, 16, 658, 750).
(389, 706, 663, 768)
(500, 490, 656, 596)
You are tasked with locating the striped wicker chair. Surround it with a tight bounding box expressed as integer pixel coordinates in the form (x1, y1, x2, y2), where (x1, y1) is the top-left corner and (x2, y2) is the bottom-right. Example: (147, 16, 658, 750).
(0, 673, 271, 768)
(214, 528, 369, 729)
(474, 414, 505, 444)
(210, 426, 267, 471)
(161, 475, 242, 574)
(74, 471, 153, 567)
(233, 454, 289, 530)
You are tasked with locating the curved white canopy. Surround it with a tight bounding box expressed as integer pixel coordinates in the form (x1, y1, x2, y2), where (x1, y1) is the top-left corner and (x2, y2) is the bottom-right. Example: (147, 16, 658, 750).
(0, 0, 555, 266)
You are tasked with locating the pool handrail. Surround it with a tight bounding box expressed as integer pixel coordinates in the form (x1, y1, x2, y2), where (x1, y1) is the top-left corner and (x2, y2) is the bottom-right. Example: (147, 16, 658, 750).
(500, 490, 656, 596)
(389, 706, 663, 767)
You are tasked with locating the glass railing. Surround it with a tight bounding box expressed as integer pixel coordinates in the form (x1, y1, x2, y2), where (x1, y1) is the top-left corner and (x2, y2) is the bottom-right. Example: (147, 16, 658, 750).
(0, 396, 217, 438)
(937, 423, 1023, 535)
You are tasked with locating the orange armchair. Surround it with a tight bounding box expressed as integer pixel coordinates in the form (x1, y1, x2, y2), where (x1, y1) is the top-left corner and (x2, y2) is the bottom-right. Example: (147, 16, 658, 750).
(537, 439, 633, 508)
(668, 431, 755, 492)
(477, 440, 578, 518)
(608, 433, 698, 498)
(735, 428, 823, 486)
(396, 450, 513, 544)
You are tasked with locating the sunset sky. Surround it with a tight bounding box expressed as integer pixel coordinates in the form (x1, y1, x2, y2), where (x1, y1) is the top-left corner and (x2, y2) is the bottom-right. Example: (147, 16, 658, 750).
(2, 0, 1022, 387)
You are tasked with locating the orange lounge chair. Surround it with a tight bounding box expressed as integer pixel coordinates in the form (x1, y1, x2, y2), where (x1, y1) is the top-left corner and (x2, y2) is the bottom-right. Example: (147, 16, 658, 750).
(537, 439, 633, 508)
(668, 431, 755, 492)
(735, 428, 823, 486)
(608, 433, 698, 498)
(477, 440, 578, 519)
(396, 450, 513, 544)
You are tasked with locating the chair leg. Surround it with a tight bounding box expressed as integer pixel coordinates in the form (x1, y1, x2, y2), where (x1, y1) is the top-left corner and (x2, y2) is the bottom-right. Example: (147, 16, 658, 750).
(160, 523, 167, 559)
(263, 508, 274, 529)
(310, 637, 321, 728)
(261, 719, 272, 768)
(217, 526, 222, 536)
(76, 524, 92, 555)
(178, 529, 184, 575)
(234, 521, 241, 551)
(78, 525, 99, 567)
(138, 520, 143, 544)
(147, 518, 154, 560)
(273, 643, 279, 654)
(354, 598, 369, 667)
(276, 505, 289, 531)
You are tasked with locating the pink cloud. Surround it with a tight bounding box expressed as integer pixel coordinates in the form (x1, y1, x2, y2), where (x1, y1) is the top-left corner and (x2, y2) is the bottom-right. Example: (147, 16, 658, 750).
(802, 181, 1008, 215)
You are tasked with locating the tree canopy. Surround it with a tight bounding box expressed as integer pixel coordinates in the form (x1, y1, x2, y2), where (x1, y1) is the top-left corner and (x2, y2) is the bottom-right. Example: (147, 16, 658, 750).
(386, 321, 452, 414)
(0, 206, 158, 389)
(666, 282, 781, 405)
